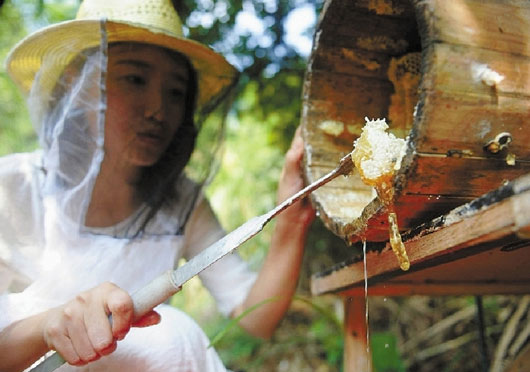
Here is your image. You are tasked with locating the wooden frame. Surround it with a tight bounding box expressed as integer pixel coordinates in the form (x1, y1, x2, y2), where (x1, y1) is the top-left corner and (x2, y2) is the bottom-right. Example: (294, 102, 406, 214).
(312, 173, 530, 371)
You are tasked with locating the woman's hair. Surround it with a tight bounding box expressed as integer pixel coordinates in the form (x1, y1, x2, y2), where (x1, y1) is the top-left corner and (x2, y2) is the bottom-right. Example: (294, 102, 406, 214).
(136, 47, 199, 235)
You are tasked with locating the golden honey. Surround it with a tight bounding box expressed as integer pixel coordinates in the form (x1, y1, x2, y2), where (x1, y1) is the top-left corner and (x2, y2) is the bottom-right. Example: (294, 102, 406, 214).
(351, 118, 410, 271)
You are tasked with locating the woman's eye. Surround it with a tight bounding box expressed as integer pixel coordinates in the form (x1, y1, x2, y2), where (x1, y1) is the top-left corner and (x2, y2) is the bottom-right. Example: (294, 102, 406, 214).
(169, 88, 185, 100)
(124, 75, 146, 86)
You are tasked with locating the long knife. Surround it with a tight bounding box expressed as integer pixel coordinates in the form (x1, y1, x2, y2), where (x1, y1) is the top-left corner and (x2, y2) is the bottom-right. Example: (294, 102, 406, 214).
(30, 153, 354, 372)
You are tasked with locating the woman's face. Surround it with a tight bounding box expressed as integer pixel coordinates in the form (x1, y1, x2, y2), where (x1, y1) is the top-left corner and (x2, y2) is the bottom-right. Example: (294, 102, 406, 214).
(105, 43, 189, 169)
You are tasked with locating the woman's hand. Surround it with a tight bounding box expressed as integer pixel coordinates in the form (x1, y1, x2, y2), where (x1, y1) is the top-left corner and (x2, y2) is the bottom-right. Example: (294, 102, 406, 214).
(42, 282, 160, 366)
(0, 281, 161, 371)
(276, 126, 315, 229)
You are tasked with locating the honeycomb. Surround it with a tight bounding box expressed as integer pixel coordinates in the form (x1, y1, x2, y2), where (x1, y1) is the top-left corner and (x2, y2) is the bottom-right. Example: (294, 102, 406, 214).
(387, 52, 421, 138)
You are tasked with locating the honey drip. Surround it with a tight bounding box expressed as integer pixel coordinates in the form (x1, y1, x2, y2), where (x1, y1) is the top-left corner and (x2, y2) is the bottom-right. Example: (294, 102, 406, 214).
(374, 179, 410, 271)
(351, 118, 410, 271)
(388, 210, 410, 271)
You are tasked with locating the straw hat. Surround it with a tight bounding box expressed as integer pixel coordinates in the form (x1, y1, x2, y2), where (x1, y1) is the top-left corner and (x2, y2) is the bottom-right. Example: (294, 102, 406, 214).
(6, 0, 239, 114)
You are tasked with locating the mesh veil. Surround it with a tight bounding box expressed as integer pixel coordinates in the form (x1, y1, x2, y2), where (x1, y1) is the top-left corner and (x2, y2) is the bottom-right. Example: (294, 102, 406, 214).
(26, 20, 231, 238)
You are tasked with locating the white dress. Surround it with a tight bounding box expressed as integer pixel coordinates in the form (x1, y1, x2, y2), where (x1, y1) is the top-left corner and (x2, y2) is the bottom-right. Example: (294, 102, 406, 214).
(0, 151, 257, 371)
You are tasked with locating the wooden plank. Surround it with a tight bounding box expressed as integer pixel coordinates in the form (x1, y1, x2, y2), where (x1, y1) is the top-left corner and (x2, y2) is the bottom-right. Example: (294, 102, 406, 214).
(344, 297, 373, 372)
(415, 0, 530, 57)
(414, 91, 530, 159)
(341, 281, 530, 296)
(413, 40, 530, 161)
(421, 43, 530, 98)
(404, 155, 530, 196)
(311, 173, 530, 296)
(340, 238, 530, 296)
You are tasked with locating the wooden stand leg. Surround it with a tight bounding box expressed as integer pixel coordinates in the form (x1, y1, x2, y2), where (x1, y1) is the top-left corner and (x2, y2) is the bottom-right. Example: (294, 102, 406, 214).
(344, 296, 372, 372)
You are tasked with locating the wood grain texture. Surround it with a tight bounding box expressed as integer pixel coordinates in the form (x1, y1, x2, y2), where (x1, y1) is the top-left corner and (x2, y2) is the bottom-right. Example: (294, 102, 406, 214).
(415, 0, 530, 56)
(302, 0, 530, 244)
(343, 297, 373, 372)
(311, 173, 530, 296)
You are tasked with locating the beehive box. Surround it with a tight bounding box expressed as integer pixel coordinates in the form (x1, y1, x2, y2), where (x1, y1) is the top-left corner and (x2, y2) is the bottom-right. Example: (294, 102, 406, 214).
(301, 0, 530, 244)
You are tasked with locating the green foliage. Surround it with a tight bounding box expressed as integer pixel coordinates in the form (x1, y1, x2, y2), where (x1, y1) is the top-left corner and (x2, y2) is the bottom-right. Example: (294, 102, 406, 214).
(308, 313, 344, 367)
(177, 0, 320, 152)
(0, 0, 79, 156)
(201, 295, 344, 371)
(209, 296, 279, 348)
(205, 87, 287, 265)
(0, 1, 35, 155)
(36, 1, 78, 23)
(371, 332, 406, 372)
(208, 319, 266, 371)
(235, 70, 305, 152)
(0, 73, 35, 155)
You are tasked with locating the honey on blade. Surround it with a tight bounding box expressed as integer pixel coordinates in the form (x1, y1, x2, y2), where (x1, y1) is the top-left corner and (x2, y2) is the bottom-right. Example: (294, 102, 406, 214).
(351, 118, 410, 271)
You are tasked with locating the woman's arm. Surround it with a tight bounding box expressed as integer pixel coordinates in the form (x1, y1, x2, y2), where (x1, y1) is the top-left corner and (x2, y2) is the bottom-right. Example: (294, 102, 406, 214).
(233, 126, 315, 339)
(0, 310, 51, 372)
(0, 282, 160, 372)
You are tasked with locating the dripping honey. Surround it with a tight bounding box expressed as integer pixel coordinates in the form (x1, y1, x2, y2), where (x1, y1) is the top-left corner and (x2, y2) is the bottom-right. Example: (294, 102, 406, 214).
(351, 118, 410, 271)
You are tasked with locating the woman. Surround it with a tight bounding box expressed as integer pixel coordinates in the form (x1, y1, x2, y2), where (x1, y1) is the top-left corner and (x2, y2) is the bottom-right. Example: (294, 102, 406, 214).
(0, 0, 314, 371)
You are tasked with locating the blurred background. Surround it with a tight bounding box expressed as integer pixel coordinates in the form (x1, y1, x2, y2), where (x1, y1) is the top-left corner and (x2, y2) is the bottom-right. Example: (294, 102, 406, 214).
(1, 1, 527, 371)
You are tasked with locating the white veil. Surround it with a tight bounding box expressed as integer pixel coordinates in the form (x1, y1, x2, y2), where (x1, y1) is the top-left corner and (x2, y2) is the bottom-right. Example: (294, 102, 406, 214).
(25, 19, 231, 239)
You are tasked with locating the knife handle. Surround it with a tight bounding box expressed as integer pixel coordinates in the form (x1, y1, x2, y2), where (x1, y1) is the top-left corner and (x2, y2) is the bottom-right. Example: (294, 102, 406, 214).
(131, 270, 182, 321)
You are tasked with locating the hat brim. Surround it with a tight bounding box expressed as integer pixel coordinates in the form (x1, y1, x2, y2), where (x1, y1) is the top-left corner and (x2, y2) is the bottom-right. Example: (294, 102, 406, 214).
(6, 19, 239, 114)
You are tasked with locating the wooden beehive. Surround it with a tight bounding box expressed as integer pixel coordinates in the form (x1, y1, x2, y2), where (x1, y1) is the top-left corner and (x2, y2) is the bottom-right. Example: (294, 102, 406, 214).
(301, 0, 530, 244)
